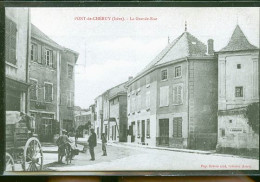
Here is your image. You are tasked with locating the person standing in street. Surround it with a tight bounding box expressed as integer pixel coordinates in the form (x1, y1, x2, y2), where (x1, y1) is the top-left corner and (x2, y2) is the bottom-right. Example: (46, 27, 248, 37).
(101, 133, 107, 156)
(88, 128, 97, 161)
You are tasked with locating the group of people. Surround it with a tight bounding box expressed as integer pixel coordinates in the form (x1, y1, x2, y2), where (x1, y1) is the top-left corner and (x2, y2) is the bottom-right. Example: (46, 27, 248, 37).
(56, 128, 108, 163)
(87, 129, 107, 161)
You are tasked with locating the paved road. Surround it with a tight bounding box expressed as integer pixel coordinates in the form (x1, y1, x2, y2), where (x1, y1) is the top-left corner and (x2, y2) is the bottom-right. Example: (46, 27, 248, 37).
(43, 143, 259, 171)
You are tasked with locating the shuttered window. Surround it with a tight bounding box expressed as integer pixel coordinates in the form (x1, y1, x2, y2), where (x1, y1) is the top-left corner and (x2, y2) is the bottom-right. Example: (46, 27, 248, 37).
(5, 17, 17, 65)
(31, 43, 38, 61)
(44, 83, 53, 102)
(173, 83, 183, 105)
(161, 69, 168, 81)
(45, 49, 53, 67)
(173, 117, 182, 138)
(160, 86, 169, 107)
(67, 91, 74, 107)
(137, 120, 140, 136)
(68, 64, 73, 79)
(30, 79, 38, 100)
(146, 119, 150, 137)
(137, 95, 141, 111)
(146, 91, 150, 109)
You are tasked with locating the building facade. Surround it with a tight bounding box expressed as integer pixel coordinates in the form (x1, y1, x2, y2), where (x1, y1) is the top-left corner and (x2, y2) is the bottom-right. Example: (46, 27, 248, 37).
(127, 29, 218, 150)
(5, 8, 31, 113)
(59, 48, 79, 133)
(29, 24, 62, 142)
(216, 25, 259, 155)
(94, 95, 103, 139)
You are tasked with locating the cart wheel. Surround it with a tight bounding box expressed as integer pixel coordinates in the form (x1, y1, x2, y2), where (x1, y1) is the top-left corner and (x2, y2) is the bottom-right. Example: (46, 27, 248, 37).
(23, 137, 43, 171)
(5, 152, 15, 171)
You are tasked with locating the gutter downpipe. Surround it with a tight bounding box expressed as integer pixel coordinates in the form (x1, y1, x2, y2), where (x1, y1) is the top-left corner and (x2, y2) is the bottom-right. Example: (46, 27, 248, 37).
(186, 57, 190, 149)
(25, 9, 31, 114)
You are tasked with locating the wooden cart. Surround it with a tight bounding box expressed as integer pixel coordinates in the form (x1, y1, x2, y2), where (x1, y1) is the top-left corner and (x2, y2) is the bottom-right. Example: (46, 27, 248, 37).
(5, 111, 43, 171)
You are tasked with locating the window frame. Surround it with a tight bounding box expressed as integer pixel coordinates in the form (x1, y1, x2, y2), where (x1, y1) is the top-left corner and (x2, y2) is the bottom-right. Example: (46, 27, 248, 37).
(5, 17, 17, 66)
(235, 86, 243, 98)
(44, 82, 53, 103)
(161, 69, 168, 81)
(67, 63, 74, 79)
(174, 65, 182, 78)
(159, 86, 169, 107)
(30, 78, 38, 101)
(45, 49, 53, 67)
(173, 83, 184, 105)
(173, 117, 182, 138)
(31, 43, 38, 62)
(67, 91, 74, 107)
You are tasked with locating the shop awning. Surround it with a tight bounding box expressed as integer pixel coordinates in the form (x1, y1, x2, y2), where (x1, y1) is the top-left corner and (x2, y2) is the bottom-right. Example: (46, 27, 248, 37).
(6, 77, 30, 92)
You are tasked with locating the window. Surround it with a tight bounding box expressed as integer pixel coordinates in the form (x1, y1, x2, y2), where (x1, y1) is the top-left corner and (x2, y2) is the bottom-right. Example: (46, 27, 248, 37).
(175, 66, 182, 78)
(127, 98, 131, 114)
(44, 83, 53, 102)
(146, 75, 150, 87)
(131, 97, 135, 112)
(30, 79, 38, 100)
(146, 119, 150, 137)
(67, 91, 74, 107)
(137, 121, 140, 137)
(161, 69, 168, 81)
(237, 64, 241, 69)
(160, 86, 169, 107)
(68, 64, 73, 79)
(235, 87, 243, 97)
(173, 117, 182, 138)
(146, 91, 150, 109)
(137, 95, 141, 111)
(31, 43, 38, 61)
(173, 83, 184, 105)
(45, 49, 53, 67)
(221, 128, 225, 137)
(5, 17, 17, 65)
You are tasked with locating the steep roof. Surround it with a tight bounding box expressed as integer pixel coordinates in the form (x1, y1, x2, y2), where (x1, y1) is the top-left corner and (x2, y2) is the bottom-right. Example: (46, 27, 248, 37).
(219, 25, 258, 52)
(134, 31, 207, 80)
(31, 24, 62, 50)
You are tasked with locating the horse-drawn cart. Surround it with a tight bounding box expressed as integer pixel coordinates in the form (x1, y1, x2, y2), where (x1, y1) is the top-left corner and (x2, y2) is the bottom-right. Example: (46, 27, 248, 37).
(5, 111, 43, 171)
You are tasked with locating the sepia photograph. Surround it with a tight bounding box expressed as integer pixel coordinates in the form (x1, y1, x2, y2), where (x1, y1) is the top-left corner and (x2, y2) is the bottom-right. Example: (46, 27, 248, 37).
(4, 7, 259, 174)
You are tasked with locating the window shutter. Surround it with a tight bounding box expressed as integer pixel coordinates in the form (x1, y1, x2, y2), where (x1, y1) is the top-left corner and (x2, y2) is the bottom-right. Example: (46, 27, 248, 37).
(10, 21, 17, 64)
(37, 44, 42, 64)
(42, 46, 46, 65)
(178, 86, 182, 104)
(53, 50, 57, 69)
(173, 86, 177, 104)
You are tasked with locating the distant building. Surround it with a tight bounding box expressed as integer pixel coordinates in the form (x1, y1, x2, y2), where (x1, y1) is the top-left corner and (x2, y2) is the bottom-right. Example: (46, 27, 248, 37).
(74, 108, 91, 136)
(5, 8, 31, 113)
(94, 95, 103, 139)
(126, 27, 218, 150)
(216, 25, 259, 155)
(59, 48, 79, 133)
(94, 82, 128, 142)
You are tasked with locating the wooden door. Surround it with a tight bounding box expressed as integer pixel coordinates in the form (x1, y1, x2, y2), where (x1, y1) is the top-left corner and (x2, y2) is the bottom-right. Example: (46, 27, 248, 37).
(159, 119, 169, 145)
(141, 120, 145, 143)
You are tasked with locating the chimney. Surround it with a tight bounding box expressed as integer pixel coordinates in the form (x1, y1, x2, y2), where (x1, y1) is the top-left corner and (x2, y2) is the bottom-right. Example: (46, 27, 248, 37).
(128, 76, 133, 81)
(207, 39, 214, 55)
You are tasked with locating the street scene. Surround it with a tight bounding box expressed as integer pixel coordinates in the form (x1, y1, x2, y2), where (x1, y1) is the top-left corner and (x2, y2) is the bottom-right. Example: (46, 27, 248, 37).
(4, 7, 259, 173)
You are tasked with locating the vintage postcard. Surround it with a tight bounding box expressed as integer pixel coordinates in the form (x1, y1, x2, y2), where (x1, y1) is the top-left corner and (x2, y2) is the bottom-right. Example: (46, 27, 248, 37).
(4, 6, 259, 174)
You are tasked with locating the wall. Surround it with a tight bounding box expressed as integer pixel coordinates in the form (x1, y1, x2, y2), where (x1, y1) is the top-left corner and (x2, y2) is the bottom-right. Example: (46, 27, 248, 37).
(5, 8, 29, 83)
(189, 58, 218, 150)
(218, 51, 259, 110)
(60, 50, 77, 131)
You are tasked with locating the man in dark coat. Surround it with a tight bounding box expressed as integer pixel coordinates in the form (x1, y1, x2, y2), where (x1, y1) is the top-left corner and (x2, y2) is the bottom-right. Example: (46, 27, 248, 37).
(88, 128, 97, 161)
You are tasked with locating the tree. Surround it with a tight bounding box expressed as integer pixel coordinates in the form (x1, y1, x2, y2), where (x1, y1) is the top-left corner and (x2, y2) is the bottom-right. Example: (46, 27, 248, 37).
(245, 102, 259, 134)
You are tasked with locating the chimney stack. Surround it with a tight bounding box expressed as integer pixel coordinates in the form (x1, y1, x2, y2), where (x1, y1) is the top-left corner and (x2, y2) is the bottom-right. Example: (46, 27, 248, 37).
(128, 76, 133, 81)
(207, 39, 214, 55)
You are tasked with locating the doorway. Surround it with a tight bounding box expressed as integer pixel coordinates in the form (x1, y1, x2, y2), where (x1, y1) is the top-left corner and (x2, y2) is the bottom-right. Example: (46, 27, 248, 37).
(141, 120, 145, 143)
(159, 119, 169, 146)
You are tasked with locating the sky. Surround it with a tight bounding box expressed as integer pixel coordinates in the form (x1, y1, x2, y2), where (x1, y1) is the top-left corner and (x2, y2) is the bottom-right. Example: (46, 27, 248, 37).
(30, 7, 259, 109)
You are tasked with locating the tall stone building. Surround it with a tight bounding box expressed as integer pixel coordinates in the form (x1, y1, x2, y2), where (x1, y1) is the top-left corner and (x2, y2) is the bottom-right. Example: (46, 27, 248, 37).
(59, 48, 79, 133)
(217, 25, 259, 156)
(29, 24, 62, 142)
(5, 8, 31, 113)
(126, 27, 218, 150)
